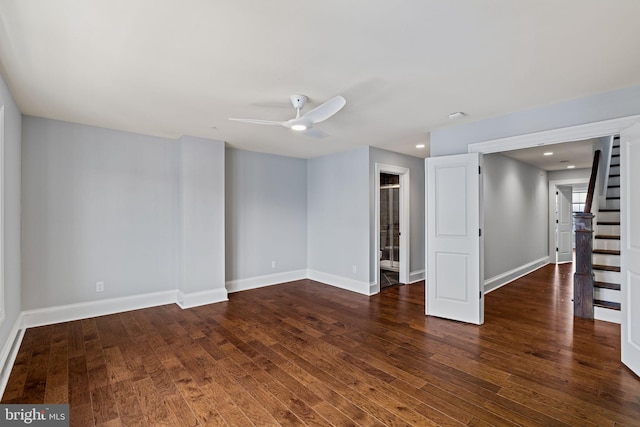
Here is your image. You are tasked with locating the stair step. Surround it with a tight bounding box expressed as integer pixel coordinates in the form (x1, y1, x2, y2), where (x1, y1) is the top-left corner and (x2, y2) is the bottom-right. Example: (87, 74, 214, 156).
(597, 221, 620, 226)
(593, 264, 621, 272)
(593, 249, 621, 255)
(607, 185, 620, 189)
(606, 196, 620, 200)
(595, 235, 620, 240)
(594, 300, 621, 311)
(611, 154, 620, 158)
(599, 209, 620, 212)
(609, 174, 620, 178)
(595, 281, 621, 290)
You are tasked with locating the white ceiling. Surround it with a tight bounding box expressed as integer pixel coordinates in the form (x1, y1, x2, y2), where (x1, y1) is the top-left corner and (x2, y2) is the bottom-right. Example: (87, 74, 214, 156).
(1, 1, 640, 159)
(501, 138, 598, 171)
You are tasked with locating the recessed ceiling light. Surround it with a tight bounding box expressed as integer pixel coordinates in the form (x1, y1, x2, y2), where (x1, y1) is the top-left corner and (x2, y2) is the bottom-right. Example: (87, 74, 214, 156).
(543, 152, 553, 156)
(291, 124, 307, 131)
(567, 165, 576, 169)
(448, 112, 466, 120)
(416, 144, 425, 149)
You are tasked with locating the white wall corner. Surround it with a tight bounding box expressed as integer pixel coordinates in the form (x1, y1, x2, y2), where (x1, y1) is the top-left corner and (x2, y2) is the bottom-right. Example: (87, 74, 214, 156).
(176, 288, 228, 309)
(307, 269, 374, 296)
(0, 313, 25, 397)
(409, 269, 425, 284)
(484, 257, 549, 294)
(226, 270, 307, 294)
(21, 290, 178, 328)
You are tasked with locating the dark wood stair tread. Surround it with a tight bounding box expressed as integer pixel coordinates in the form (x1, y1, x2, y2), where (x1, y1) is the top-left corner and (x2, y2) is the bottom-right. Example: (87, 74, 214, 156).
(594, 235, 620, 240)
(609, 174, 620, 178)
(592, 249, 621, 255)
(611, 154, 620, 157)
(594, 300, 621, 311)
(597, 221, 620, 225)
(607, 185, 620, 188)
(593, 264, 621, 272)
(595, 281, 621, 290)
(599, 209, 620, 212)
(606, 196, 620, 200)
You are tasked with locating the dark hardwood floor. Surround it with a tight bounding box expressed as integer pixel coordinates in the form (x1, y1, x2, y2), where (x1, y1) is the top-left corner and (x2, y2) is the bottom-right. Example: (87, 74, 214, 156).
(3, 262, 640, 426)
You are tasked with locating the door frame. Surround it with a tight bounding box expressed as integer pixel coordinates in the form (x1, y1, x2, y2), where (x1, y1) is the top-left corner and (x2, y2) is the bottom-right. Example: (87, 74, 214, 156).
(375, 163, 410, 286)
(548, 179, 589, 263)
(465, 114, 640, 374)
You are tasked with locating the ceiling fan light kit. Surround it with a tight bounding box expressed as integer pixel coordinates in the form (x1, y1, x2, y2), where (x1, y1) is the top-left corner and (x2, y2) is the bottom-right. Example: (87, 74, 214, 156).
(229, 94, 346, 138)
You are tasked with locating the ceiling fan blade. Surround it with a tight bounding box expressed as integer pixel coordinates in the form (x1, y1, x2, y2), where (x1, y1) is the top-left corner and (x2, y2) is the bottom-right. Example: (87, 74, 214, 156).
(301, 96, 346, 124)
(228, 118, 285, 126)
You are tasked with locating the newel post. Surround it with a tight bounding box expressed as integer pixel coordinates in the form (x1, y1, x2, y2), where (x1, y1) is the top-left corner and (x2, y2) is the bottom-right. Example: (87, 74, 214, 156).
(573, 212, 594, 319)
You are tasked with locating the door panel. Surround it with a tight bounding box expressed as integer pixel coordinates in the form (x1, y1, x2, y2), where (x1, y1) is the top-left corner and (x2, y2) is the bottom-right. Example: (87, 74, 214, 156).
(426, 153, 483, 325)
(621, 122, 640, 376)
(556, 185, 573, 263)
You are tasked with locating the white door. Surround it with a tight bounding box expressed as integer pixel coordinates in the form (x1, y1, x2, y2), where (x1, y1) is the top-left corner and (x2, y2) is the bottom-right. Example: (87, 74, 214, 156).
(426, 153, 483, 325)
(620, 122, 640, 376)
(556, 185, 573, 263)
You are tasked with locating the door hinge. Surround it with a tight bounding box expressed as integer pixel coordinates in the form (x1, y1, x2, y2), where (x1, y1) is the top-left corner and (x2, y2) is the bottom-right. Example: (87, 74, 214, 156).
(556, 219, 558, 223)
(479, 291, 482, 299)
(479, 229, 482, 237)
(478, 166, 481, 174)
(556, 247, 559, 252)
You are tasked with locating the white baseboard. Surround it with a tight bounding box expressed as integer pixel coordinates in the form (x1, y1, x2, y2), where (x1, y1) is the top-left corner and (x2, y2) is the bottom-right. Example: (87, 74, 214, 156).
(409, 269, 425, 284)
(176, 288, 228, 309)
(0, 314, 25, 398)
(307, 269, 374, 295)
(21, 290, 178, 328)
(226, 270, 307, 294)
(484, 257, 549, 294)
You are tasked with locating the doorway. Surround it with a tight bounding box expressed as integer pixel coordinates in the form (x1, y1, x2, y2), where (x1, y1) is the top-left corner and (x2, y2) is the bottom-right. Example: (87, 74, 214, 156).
(380, 173, 400, 287)
(375, 163, 410, 289)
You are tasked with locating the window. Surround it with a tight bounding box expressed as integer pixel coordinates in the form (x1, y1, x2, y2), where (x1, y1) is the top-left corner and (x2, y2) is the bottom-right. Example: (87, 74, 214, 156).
(572, 189, 587, 213)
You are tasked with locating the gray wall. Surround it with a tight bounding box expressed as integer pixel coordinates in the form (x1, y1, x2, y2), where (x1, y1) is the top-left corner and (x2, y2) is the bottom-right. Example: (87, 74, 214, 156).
(483, 154, 548, 280)
(307, 147, 370, 283)
(431, 84, 640, 156)
(369, 147, 425, 281)
(225, 148, 307, 281)
(547, 167, 590, 182)
(178, 136, 226, 295)
(22, 117, 180, 309)
(0, 73, 22, 344)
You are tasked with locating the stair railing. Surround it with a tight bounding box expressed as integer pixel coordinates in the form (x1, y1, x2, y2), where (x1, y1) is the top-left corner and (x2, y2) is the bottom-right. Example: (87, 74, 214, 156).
(573, 150, 600, 319)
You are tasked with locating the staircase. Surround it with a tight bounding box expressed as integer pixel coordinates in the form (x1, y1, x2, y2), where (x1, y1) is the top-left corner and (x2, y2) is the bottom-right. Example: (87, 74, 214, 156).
(593, 137, 621, 323)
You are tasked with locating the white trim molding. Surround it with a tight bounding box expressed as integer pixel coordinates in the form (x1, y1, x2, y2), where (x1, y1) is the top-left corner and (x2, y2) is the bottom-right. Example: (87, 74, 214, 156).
(409, 269, 425, 284)
(307, 269, 374, 296)
(176, 288, 228, 309)
(226, 270, 307, 294)
(0, 313, 24, 397)
(22, 290, 178, 328)
(468, 115, 640, 155)
(484, 257, 549, 294)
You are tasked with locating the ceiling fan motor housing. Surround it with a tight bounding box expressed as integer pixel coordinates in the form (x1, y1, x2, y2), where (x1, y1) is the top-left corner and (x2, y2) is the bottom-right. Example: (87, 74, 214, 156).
(290, 94, 308, 110)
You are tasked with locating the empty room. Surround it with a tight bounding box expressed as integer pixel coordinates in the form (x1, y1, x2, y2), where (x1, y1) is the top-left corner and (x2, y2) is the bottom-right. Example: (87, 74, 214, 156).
(1, 1, 640, 426)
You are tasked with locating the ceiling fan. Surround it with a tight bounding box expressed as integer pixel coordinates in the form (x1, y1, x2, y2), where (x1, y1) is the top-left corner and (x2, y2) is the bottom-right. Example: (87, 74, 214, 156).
(229, 94, 346, 138)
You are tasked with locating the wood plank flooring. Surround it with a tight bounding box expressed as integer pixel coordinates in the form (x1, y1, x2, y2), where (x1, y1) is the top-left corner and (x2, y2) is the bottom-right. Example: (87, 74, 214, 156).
(3, 262, 640, 426)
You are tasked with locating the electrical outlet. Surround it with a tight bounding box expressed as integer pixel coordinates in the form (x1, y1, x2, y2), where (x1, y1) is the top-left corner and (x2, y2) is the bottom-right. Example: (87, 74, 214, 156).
(96, 281, 104, 292)
(271, 261, 277, 269)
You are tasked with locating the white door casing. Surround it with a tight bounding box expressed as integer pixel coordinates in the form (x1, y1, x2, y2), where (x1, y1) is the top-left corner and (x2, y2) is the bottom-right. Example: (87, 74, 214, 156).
(556, 185, 573, 263)
(620, 121, 640, 377)
(374, 163, 410, 286)
(426, 153, 483, 325)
